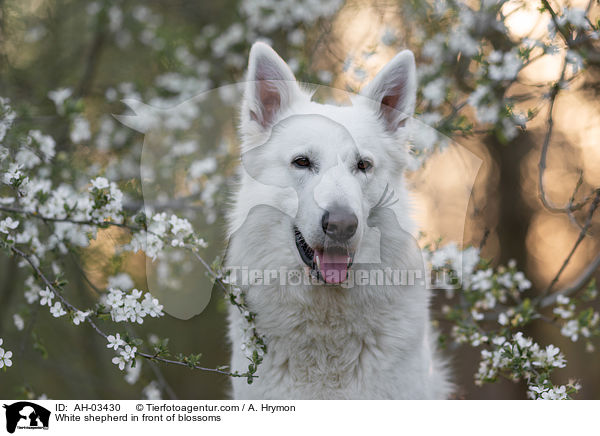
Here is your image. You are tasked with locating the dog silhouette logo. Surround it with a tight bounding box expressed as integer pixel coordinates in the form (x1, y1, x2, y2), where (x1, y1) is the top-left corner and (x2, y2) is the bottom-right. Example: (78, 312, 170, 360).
(3, 402, 50, 434)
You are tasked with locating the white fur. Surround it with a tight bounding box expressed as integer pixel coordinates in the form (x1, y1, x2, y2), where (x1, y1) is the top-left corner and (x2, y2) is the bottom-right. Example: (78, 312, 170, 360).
(226, 42, 452, 399)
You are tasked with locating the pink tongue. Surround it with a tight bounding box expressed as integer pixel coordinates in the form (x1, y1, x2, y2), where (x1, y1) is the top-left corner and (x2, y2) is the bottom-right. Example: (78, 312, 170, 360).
(315, 249, 349, 284)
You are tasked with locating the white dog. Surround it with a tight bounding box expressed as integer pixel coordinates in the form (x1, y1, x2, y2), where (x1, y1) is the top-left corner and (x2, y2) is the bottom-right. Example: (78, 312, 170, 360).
(226, 42, 451, 399)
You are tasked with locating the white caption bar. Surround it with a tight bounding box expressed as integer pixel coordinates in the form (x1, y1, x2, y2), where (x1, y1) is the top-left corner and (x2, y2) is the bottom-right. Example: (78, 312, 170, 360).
(0, 400, 597, 435)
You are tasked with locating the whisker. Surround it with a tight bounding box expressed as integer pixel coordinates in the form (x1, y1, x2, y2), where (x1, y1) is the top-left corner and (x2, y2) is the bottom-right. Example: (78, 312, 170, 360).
(373, 184, 390, 209)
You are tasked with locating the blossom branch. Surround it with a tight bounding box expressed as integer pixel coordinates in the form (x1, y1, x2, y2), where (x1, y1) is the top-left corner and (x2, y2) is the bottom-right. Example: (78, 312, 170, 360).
(0, 205, 134, 230)
(8, 245, 247, 378)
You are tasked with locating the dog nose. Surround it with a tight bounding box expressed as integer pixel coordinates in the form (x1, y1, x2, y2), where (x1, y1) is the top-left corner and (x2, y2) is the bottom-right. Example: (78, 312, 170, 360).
(321, 205, 358, 242)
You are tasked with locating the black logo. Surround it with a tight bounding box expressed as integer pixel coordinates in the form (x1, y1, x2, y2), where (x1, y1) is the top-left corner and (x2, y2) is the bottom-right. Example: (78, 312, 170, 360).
(3, 402, 50, 434)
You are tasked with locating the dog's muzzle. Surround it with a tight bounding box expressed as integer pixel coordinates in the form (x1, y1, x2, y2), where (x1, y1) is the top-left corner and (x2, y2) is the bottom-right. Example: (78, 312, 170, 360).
(294, 226, 354, 284)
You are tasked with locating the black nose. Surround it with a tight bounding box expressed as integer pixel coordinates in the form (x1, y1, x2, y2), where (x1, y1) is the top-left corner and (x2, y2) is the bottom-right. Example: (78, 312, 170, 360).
(321, 205, 358, 242)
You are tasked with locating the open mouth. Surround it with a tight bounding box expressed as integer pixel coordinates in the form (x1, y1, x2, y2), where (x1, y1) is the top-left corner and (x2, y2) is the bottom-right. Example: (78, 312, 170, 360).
(294, 226, 354, 284)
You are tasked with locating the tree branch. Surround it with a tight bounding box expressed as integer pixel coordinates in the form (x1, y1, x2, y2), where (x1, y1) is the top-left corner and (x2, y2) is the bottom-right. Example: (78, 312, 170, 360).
(0, 206, 134, 230)
(540, 252, 600, 308)
(8, 245, 246, 378)
(539, 190, 600, 299)
(537, 59, 568, 213)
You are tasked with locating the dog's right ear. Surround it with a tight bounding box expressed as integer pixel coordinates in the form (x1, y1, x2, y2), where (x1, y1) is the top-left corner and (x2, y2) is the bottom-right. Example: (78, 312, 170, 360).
(242, 42, 302, 133)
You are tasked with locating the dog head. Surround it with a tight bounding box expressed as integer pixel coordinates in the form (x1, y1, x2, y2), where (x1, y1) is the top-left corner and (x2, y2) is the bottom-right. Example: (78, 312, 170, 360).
(238, 42, 416, 285)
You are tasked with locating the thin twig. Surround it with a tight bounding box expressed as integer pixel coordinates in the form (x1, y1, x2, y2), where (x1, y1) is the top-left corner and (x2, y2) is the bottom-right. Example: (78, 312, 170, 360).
(540, 191, 600, 298)
(537, 59, 568, 213)
(147, 360, 179, 400)
(540, 252, 600, 308)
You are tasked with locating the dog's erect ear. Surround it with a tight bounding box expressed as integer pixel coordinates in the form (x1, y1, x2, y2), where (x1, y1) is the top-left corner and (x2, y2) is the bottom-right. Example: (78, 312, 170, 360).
(360, 50, 416, 132)
(243, 42, 301, 130)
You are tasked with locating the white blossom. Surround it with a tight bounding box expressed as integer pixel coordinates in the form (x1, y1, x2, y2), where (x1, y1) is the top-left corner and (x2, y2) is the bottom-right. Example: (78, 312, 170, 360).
(513, 271, 531, 291)
(50, 302, 67, 318)
(125, 360, 142, 385)
(29, 130, 56, 161)
(0, 217, 19, 234)
(120, 344, 137, 361)
(448, 29, 478, 56)
(108, 5, 123, 33)
(70, 116, 91, 143)
(188, 157, 217, 179)
(553, 304, 574, 319)
(0, 339, 13, 369)
(72, 310, 90, 326)
(112, 355, 128, 371)
(422, 77, 447, 106)
(24, 277, 40, 304)
(101, 288, 164, 324)
(561, 319, 579, 342)
(317, 70, 333, 84)
(2, 163, 24, 185)
(565, 50, 584, 74)
(106, 333, 126, 350)
(107, 273, 134, 291)
(557, 7, 589, 30)
(0, 146, 9, 162)
(47, 88, 72, 115)
(39, 287, 55, 306)
(498, 312, 508, 326)
(13, 314, 24, 331)
(471, 269, 493, 291)
(529, 384, 570, 400)
(381, 27, 398, 46)
(287, 28, 305, 45)
(471, 309, 484, 321)
(142, 381, 162, 400)
(0, 98, 16, 142)
(15, 148, 41, 169)
(91, 177, 109, 190)
(489, 50, 522, 81)
(112, 343, 137, 371)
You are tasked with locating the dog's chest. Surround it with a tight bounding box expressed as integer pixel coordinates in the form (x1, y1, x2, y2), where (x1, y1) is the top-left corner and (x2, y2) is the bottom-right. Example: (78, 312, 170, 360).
(253, 293, 404, 393)
(229, 283, 431, 399)
(276, 316, 370, 387)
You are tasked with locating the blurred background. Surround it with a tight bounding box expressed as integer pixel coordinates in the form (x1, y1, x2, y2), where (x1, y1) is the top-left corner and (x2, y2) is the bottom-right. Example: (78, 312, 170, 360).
(0, 0, 599, 399)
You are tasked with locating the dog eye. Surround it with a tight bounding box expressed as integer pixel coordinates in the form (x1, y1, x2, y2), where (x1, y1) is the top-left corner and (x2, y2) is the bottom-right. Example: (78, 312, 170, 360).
(357, 159, 372, 172)
(292, 156, 311, 168)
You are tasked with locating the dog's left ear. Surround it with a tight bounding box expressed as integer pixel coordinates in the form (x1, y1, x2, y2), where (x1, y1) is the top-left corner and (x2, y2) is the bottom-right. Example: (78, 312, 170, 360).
(243, 42, 302, 132)
(360, 50, 416, 132)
